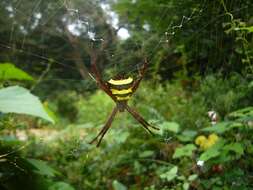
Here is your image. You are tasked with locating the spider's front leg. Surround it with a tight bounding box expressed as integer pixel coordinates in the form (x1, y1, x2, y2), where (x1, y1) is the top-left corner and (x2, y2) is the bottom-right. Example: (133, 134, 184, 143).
(132, 58, 148, 93)
(90, 106, 118, 147)
(90, 53, 117, 102)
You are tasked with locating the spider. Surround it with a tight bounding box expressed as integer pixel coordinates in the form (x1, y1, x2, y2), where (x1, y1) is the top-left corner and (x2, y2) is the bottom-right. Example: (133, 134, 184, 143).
(89, 55, 159, 147)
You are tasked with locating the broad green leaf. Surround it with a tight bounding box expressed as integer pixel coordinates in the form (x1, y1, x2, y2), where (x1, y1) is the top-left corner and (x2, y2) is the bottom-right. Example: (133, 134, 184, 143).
(0, 86, 54, 123)
(173, 144, 196, 159)
(223, 143, 244, 156)
(27, 159, 60, 177)
(160, 166, 178, 181)
(49, 182, 75, 190)
(0, 63, 33, 81)
(188, 174, 198, 181)
(201, 122, 231, 134)
(0, 135, 21, 146)
(43, 103, 58, 123)
(160, 121, 180, 133)
(177, 175, 186, 181)
(240, 26, 253, 32)
(199, 140, 225, 161)
(199, 148, 220, 161)
(183, 182, 190, 190)
(112, 180, 127, 190)
(249, 81, 253, 88)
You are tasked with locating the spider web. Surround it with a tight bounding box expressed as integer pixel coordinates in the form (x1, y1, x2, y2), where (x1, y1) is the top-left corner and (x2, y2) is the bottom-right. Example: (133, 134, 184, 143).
(0, 0, 236, 173)
(0, 0, 206, 145)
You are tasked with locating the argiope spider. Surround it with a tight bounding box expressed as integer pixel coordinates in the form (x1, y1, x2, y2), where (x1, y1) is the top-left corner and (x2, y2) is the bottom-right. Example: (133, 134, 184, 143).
(89, 54, 159, 147)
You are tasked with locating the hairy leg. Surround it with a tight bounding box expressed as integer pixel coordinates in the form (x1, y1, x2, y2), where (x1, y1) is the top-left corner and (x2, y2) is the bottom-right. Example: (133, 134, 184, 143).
(90, 106, 118, 147)
(90, 54, 117, 102)
(125, 105, 159, 135)
(132, 58, 148, 93)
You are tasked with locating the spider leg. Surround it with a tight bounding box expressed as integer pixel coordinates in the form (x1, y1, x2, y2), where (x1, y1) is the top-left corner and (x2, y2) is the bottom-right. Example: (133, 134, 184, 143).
(125, 105, 159, 135)
(90, 106, 118, 147)
(132, 58, 148, 93)
(90, 53, 117, 102)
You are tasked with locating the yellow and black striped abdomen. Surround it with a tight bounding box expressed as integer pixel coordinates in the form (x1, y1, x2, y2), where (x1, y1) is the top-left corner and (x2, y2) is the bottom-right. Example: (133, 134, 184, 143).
(108, 77, 133, 101)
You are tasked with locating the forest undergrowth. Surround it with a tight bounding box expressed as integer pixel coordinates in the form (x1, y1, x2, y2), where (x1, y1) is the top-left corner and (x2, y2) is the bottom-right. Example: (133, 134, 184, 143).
(1, 72, 252, 190)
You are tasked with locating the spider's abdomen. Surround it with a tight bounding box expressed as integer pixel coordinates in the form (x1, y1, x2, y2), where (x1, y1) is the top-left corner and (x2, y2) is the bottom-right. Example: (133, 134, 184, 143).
(108, 77, 133, 101)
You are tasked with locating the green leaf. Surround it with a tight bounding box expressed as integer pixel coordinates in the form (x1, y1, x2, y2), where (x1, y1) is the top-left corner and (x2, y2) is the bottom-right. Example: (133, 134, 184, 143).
(173, 144, 197, 159)
(0, 86, 54, 123)
(0, 135, 21, 146)
(139, 150, 154, 158)
(49, 182, 75, 190)
(43, 103, 58, 123)
(188, 174, 198, 181)
(114, 131, 129, 143)
(201, 122, 232, 134)
(199, 140, 225, 161)
(228, 107, 253, 119)
(27, 159, 60, 177)
(160, 166, 178, 181)
(223, 143, 244, 156)
(183, 182, 190, 190)
(0, 63, 34, 81)
(160, 121, 180, 133)
(112, 180, 127, 190)
(199, 148, 220, 162)
(240, 26, 253, 32)
(177, 130, 197, 142)
(249, 81, 253, 88)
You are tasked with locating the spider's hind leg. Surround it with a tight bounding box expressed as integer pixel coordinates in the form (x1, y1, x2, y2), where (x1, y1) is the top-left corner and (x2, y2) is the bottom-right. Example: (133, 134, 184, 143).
(125, 105, 159, 135)
(89, 106, 118, 147)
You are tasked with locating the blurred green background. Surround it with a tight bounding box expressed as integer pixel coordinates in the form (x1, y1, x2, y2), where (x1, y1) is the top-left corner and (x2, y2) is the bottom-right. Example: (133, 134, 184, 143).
(0, 0, 253, 189)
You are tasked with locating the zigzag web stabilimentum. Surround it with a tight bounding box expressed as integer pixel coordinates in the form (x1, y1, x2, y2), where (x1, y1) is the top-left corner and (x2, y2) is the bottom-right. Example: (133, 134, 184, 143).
(1, 0, 209, 90)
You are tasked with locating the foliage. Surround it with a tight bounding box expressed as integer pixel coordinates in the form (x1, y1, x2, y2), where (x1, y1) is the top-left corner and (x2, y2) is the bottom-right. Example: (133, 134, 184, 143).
(18, 74, 252, 190)
(0, 63, 34, 81)
(0, 0, 252, 189)
(112, 0, 253, 78)
(0, 64, 73, 189)
(0, 86, 54, 123)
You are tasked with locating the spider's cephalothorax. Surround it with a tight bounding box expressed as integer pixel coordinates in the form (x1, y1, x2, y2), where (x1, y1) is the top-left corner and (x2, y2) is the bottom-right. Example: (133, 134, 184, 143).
(89, 56, 159, 147)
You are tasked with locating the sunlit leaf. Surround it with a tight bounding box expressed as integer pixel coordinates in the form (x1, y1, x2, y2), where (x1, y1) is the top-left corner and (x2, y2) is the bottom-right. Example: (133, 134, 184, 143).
(188, 174, 198, 181)
(173, 144, 196, 159)
(160, 166, 178, 182)
(0, 86, 54, 123)
(43, 102, 58, 123)
(199, 147, 220, 161)
(49, 182, 75, 190)
(199, 140, 225, 161)
(112, 180, 127, 190)
(183, 182, 190, 190)
(160, 121, 180, 133)
(240, 26, 253, 32)
(0, 63, 33, 81)
(139, 150, 154, 158)
(249, 81, 253, 88)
